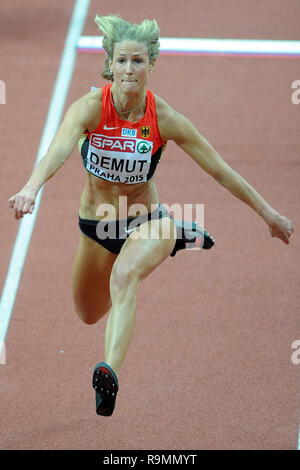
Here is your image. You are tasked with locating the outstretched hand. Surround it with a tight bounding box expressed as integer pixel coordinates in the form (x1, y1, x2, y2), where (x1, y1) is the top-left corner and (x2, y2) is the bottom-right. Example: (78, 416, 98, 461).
(267, 213, 294, 244)
(8, 187, 37, 220)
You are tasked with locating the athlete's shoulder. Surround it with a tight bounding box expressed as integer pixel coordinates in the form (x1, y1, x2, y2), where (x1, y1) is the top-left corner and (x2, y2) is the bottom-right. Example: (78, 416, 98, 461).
(78, 87, 102, 113)
(154, 94, 184, 141)
(154, 94, 176, 119)
(69, 87, 103, 131)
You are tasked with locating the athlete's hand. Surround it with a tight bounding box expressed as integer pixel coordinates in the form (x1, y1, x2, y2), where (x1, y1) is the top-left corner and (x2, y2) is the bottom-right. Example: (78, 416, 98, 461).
(267, 213, 294, 244)
(8, 186, 37, 220)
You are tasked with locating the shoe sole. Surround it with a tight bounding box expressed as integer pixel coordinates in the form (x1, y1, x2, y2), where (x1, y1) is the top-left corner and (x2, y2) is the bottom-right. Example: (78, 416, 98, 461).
(92, 362, 119, 416)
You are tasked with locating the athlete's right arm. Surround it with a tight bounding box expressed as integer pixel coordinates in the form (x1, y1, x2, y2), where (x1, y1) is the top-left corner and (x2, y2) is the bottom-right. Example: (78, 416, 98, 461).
(9, 94, 98, 219)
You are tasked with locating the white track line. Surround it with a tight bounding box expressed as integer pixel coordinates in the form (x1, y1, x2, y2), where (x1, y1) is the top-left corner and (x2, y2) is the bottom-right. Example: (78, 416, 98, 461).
(77, 36, 300, 57)
(0, 0, 90, 350)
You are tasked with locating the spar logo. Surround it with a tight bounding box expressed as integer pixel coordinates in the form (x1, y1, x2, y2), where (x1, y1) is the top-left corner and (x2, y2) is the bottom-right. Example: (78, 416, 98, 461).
(91, 134, 136, 153)
(137, 141, 151, 154)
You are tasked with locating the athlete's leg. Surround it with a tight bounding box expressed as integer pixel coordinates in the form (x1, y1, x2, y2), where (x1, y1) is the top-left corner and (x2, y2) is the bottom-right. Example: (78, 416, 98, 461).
(72, 233, 118, 324)
(105, 217, 177, 375)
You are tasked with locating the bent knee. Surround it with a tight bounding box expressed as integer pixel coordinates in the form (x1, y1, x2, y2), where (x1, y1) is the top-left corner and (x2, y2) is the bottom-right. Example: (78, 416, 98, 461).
(74, 306, 99, 325)
(110, 262, 140, 294)
(73, 299, 111, 325)
(79, 314, 99, 325)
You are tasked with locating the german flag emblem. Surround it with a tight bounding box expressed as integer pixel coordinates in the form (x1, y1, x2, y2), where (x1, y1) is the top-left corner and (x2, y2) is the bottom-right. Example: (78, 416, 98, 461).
(141, 126, 150, 138)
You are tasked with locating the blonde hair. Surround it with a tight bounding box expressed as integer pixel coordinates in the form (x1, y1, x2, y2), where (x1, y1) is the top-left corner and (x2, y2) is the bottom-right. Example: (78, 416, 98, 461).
(94, 14, 160, 81)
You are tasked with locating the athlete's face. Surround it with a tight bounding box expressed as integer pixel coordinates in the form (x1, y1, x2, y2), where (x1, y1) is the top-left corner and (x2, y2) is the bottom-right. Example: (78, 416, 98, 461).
(110, 41, 154, 93)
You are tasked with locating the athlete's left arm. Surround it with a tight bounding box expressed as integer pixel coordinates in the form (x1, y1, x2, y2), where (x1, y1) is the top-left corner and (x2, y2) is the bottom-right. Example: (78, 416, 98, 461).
(159, 106, 293, 244)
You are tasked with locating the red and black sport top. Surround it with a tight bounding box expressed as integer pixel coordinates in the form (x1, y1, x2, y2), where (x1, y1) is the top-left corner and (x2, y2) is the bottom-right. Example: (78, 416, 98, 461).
(80, 83, 166, 184)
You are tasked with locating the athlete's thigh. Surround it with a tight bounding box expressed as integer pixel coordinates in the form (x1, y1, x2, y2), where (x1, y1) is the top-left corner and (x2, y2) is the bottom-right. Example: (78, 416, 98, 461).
(72, 233, 118, 322)
(111, 217, 177, 285)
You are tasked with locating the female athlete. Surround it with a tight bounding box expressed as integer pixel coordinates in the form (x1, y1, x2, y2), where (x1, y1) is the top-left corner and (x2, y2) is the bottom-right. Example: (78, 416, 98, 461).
(8, 15, 293, 416)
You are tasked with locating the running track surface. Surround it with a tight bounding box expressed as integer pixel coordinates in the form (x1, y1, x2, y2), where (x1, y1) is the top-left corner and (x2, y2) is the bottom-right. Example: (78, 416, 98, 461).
(0, 0, 299, 450)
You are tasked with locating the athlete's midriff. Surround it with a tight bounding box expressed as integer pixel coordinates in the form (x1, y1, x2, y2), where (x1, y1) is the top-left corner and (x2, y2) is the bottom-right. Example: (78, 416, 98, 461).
(79, 173, 160, 221)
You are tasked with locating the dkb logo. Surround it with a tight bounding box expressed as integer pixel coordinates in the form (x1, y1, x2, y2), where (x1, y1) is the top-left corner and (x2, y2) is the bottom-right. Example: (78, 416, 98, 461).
(0, 80, 6, 104)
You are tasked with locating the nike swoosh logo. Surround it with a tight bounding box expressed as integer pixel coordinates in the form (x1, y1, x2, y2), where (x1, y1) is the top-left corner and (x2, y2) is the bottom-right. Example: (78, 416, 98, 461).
(103, 125, 119, 130)
(124, 227, 137, 234)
